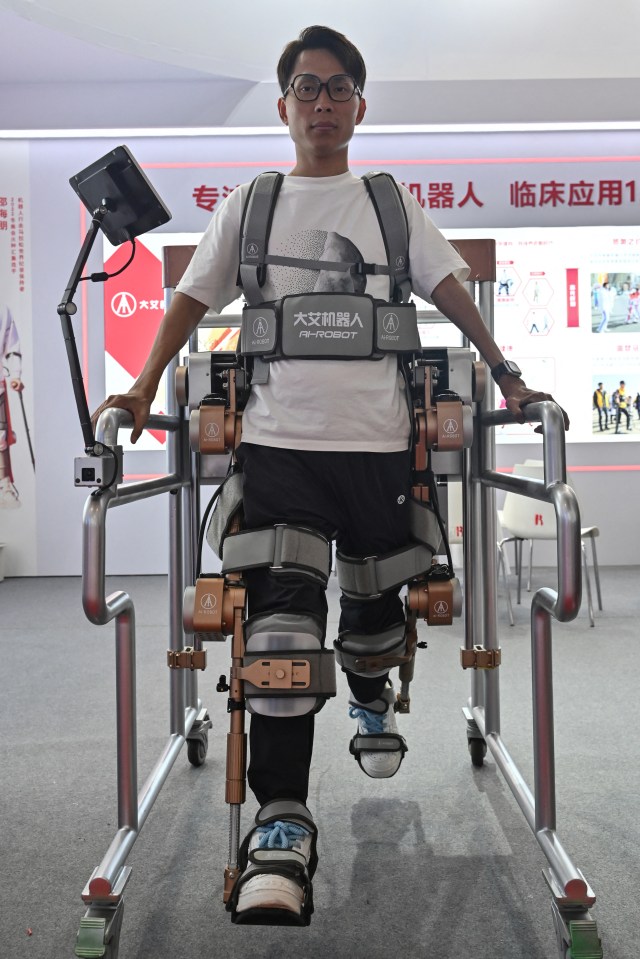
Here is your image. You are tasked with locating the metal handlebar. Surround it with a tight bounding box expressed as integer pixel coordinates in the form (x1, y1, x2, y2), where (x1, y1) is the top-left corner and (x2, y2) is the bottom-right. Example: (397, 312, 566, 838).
(480, 400, 581, 623)
(79, 381, 199, 903)
(471, 398, 589, 899)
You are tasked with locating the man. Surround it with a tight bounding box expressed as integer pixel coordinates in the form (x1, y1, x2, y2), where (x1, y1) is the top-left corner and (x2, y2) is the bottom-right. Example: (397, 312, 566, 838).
(596, 281, 617, 333)
(593, 382, 608, 431)
(0, 304, 23, 509)
(613, 380, 631, 432)
(93, 26, 568, 924)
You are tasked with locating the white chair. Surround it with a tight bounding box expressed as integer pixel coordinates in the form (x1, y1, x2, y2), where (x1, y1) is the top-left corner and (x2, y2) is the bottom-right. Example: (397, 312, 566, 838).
(499, 461, 602, 626)
(447, 480, 515, 626)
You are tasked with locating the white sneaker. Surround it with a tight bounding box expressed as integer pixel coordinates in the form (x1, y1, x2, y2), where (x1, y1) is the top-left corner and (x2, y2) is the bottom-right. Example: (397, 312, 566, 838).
(349, 685, 407, 779)
(0, 478, 20, 509)
(235, 820, 312, 919)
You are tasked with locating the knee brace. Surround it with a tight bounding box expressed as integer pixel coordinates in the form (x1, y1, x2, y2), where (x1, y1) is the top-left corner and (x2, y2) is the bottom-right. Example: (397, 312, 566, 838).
(333, 621, 413, 678)
(242, 612, 336, 717)
(228, 798, 318, 926)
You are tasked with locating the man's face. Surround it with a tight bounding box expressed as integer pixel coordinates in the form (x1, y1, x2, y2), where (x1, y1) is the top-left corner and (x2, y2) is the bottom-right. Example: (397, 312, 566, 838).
(278, 48, 366, 164)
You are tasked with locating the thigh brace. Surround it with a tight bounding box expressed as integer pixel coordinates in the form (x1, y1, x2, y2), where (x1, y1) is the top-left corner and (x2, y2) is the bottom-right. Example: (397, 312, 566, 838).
(336, 497, 441, 600)
(228, 798, 318, 926)
(242, 612, 336, 717)
(222, 524, 332, 587)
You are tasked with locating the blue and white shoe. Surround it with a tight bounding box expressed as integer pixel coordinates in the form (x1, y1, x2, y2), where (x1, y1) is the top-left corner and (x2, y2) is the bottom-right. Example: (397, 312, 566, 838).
(230, 800, 317, 926)
(349, 685, 407, 778)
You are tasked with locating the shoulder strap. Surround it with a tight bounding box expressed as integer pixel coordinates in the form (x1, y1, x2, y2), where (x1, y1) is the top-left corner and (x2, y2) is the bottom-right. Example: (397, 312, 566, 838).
(361, 172, 412, 303)
(238, 170, 411, 304)
(239, 172, 284, 305)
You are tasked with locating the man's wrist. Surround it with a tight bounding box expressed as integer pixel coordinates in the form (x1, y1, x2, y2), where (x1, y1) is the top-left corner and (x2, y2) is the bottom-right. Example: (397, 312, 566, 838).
(490, 359, 522, 382)
(496, 373, 525, 395)
(133, 371, 161, 399)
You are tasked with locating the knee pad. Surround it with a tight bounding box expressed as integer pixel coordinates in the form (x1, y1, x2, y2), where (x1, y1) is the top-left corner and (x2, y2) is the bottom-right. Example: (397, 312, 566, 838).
(333, 621, 410, 678)
(243, 612, 336, 717)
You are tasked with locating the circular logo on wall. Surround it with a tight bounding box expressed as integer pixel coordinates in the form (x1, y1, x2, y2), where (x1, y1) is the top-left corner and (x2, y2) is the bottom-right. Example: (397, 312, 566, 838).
(111, 291, 137, 317)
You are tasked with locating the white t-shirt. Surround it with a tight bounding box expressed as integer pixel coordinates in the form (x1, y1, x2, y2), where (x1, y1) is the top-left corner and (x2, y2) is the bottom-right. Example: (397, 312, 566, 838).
(176, 171, 469, 452)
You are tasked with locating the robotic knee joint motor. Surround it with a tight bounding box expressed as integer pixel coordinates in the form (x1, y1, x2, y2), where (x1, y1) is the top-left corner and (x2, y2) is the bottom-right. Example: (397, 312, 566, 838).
(175, 343, 487, 912)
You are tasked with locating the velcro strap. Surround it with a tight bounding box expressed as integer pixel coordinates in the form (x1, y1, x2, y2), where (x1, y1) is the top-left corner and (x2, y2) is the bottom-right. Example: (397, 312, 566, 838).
(256, 798, 316, 832)
(235, 856, 309, 892)
(249, 848, 308, 870)
(334, 624, 407, 674)
(350, 734, 407, 754)
(336, 543, 434, 598)
(221, 525, 331, 584)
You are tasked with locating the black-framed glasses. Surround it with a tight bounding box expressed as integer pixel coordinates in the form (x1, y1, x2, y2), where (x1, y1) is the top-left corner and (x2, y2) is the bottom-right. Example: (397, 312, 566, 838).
(284, 73, 361, 102)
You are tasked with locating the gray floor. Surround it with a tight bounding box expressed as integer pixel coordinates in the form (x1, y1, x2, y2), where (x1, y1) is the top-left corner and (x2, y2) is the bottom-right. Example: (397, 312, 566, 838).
(0, 566, 638, 959)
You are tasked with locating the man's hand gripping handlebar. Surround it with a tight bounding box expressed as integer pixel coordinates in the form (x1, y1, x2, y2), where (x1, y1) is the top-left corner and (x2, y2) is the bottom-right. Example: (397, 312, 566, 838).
(91, 386, 154, 446)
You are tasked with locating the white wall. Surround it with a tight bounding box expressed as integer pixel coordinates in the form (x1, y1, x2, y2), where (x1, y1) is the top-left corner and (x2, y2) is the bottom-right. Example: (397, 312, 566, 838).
(2, 129, 639, 576)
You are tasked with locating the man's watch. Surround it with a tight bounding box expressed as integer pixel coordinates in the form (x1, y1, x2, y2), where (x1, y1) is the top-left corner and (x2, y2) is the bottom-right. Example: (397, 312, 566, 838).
(490, 360, 522, 383)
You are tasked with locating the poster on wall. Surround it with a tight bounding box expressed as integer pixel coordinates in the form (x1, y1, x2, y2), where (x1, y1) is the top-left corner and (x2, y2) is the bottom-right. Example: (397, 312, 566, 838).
(104, 224, 640, 448)
(445, 225, 640, 443)
(0, 141, 36, 576)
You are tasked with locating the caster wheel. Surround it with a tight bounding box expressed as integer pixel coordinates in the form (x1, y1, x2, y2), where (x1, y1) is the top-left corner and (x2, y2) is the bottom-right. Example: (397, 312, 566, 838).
(468, 737, 487, 767)
(187, 734, 208, 767)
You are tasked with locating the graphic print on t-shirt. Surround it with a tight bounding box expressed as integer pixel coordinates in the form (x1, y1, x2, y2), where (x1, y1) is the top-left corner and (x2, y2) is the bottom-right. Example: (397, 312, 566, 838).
(268, 230, 366, 298)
